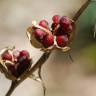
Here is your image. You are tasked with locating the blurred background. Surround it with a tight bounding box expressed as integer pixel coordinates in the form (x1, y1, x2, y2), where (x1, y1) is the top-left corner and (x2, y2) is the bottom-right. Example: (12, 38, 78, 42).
(0, 0, 96, 96)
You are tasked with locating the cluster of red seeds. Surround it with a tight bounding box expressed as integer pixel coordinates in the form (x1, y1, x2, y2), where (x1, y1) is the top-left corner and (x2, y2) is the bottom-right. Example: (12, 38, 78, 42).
(1, 49, 32, 78)
(33, 15, 75, 48)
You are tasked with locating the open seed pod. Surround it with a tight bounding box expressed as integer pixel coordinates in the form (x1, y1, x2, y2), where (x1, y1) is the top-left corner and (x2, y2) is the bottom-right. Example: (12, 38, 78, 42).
(0, 47, 32, 80)
(26, 15, 76, 52)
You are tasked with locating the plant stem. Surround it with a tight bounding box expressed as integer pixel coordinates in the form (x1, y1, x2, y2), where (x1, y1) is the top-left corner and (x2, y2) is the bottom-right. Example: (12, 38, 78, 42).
(20, 52, 51, 81)
(38, 64, 46, 96)
(5, 52, 51, 96)
(73, 0, 91, 21)
(5, 0, 91, 95)
(5, 80, 19, 96)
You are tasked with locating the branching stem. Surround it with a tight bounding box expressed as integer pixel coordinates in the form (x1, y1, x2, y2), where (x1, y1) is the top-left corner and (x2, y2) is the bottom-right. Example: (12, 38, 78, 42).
(5, 0, 91, 95)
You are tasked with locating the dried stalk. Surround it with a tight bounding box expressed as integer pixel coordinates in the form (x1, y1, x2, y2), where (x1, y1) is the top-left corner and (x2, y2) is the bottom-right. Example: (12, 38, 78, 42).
(5, 52, 51, 96)
(5, 80, 18, 96)
(73, 0, 91, 21)
(38, 65, 46, 96)
(29, 65, 46, 96)
(5, 0, 91, 95)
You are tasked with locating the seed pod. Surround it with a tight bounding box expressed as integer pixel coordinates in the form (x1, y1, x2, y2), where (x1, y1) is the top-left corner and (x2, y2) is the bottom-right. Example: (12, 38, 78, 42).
(27, 16, 76, 52)
(0, 47, 32, 80)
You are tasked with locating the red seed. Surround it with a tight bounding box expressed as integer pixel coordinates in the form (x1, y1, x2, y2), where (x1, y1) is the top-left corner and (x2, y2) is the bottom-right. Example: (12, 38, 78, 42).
(60, 16, 74, 33)
(52, 15, 61, 24)
(34, 29, 47, 42)
(19, 50, 30, 59)
(39, 20, 49, 29)
(2, 52, 12, 61)
(56, 35, 68, 47)
(42, 34, 54, 48)
(60, 16, 71, 28)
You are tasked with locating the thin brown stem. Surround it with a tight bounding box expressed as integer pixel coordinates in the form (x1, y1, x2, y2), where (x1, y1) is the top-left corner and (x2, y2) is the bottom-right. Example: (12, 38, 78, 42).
(5, 0, 91, 95)
(20, 52, 51, 81)
(5, 52, 51, 96)
(73, 0, 91, 21)
(38, 65, 46, 96)
(5, 80, 19, 96)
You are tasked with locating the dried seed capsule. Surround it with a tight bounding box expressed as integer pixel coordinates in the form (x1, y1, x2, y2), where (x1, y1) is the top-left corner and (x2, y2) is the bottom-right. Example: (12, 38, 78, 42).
(2, 51, 12, 61)
(0, 47, 33, 79)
